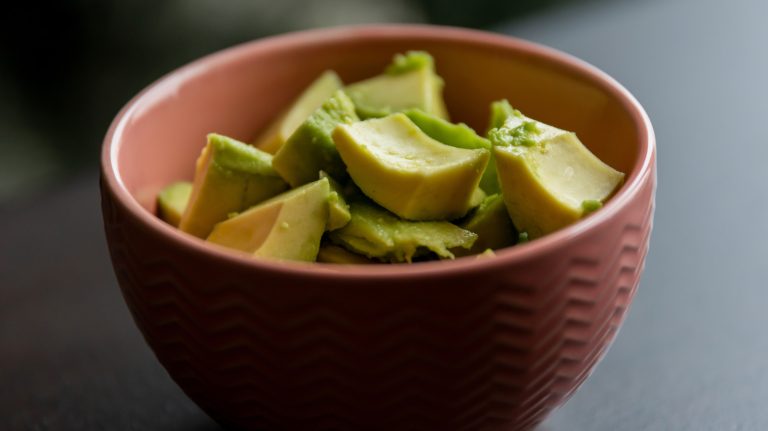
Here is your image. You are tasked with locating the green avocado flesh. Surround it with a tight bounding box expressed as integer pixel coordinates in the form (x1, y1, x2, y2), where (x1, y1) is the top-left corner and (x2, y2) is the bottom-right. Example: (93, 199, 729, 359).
(333, 113, 489, 221)
(320, 171, 351, 231)
(403, 108, 499, 194)
(179, 134, 288, 238)
(207, 178, 330, 262)
(161, 52, 625, 264)
(455, 194, 517, 256)
(328, 200, 477, 263)
(490, 110, 625, 239)
(272, 90, 359, 187)
(487, 99, 519, 132)
(157, 181, 192, 227)
(385, 51, 434, 75)
(317, 243, 376, 264)
(345, 52, 449, 120)
(253, 70, 343, 154)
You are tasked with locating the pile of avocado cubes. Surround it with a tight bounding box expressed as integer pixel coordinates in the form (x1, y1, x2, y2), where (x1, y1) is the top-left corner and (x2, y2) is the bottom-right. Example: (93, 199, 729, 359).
(157, 52, 624, 264)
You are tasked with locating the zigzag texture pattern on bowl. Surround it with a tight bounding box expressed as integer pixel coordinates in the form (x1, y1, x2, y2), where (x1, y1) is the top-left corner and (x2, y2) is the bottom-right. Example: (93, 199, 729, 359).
(101, 25, 656, 430)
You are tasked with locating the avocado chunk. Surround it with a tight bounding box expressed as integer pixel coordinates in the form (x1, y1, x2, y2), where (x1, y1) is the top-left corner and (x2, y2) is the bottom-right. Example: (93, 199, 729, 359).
(272, 90, 359, 187)
(476, 249, 496, 259)
(317, 243, 376, 264)
(207, 178, 331, 262)
(491, 111, 625, 239)
(404, 108, 490, 150)
(403, 108, 499, 194)
(327, 191, 351, 230)
(253, 70, 343, 154)
(333, 113, 489, 221)
(157, 181, 192, 227)
(469, 187, 486, 209)
(345, 51, 449, 120)
(384, 51, 435, 75)
(328, 201, 477, 263)
(486, 99, 518, 132)
(319, 171, 351, 231)
(454, 194, 517, 257)
(581, 199, 603, 214)
(179, 134, 289, 238)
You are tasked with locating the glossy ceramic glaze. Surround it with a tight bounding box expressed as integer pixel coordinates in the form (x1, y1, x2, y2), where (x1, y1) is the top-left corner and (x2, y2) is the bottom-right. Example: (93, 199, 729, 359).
(101, 25, 655, 431)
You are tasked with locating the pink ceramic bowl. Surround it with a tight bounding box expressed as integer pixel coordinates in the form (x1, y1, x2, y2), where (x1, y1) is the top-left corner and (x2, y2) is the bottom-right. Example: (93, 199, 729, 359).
(101, 25, 655, 431)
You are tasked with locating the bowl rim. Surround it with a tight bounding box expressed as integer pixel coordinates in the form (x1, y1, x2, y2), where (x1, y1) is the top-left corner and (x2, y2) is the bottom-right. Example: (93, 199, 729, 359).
(101, 23, 655, 280)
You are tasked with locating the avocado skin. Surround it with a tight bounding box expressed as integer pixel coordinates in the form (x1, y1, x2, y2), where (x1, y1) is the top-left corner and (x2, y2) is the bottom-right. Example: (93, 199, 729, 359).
(273, 90, 359, 187)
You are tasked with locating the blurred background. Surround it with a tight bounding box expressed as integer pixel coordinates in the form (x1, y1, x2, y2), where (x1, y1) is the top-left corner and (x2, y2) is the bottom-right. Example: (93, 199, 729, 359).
(4, 0, 768, 430)
(0, 0, 587, 206)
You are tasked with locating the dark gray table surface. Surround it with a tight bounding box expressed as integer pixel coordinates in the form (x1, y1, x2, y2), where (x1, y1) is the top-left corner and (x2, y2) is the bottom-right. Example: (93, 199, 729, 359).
(3, 0, 767, 429)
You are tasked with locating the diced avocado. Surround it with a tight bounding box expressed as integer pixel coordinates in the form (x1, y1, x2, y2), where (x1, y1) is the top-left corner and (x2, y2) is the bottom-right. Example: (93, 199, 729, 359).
(179, 134, 289, 238)
(403, 108, 500, 194)
(476, 249, 496, 259)
(581, 199, 603, 215)
(385, 51, 435, 75)
(454, 194, 517, 257)
(333, 113, 489, 221)
(469, 187, 486, 209)
(317, 243, 376, 264)
(326, 192, 350, 230)
(253, 71, 343, 154)
(404, 109, 490, 150)
(486, 99, 520, 132)
(157, 181, 192, 227)
(345, 52, 449, 120)
(272, 90, 359, 187)
(207, 178, 331, 262)
(328, 201, 477, 263)
(319, 171, 351, 231)
(491, 111, 625, 239)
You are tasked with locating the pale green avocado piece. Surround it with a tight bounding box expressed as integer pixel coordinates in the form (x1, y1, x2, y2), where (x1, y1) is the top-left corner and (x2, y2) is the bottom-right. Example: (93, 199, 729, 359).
(272, 90, 359, 187)
(253, 70, 343, 154)
(403, 108, 500, 194)
(179, 134, 289, 238)
(475, 249, 496, 259)
(486, 99, 520, 133)
(385, 51, 435, 75)
(581, 199, 603, 214)
(469, 187, 486, 209)
(319, 171, 351, 231)
(490, 110, 625, 239)
(317, 243, 376, 264)
(327, 191, 350, 231)
(157, 181, 192, 227)
(403, 109, 490, 150)
(345, 51, 449, 120)
(454, 194, 517, 257)
(333, 113, 490, 221)
(328, 201, 477, 263)
(207, 178, 331, 262)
